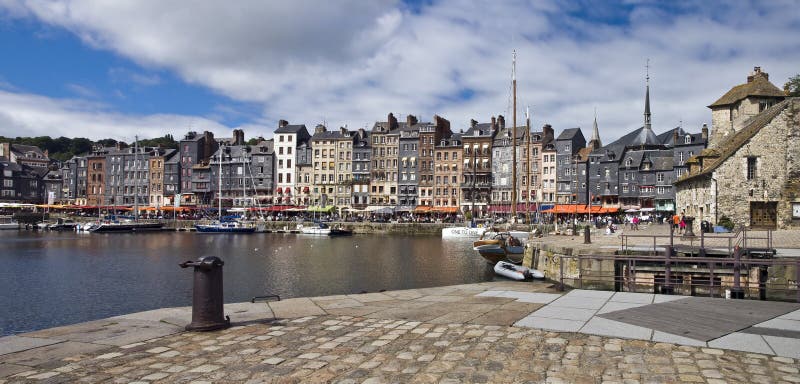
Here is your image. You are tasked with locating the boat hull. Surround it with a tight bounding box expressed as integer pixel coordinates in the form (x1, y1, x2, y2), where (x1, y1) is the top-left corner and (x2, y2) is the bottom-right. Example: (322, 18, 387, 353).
(195, 224, 256, 233)
(442, 226, 486, 238)
(0, 222, 19, 230)
(493, 261, 544, 280)
(91, 223, 164, 233)
(328, 228, 353, 236)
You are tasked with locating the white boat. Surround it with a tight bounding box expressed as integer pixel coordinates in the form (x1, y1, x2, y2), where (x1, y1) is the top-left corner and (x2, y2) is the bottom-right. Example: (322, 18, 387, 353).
(483, 229, 530, 240)
(297, 222, 331, 235)
(442, 226, 487, 238)
(0, 216, 19, 230)
(493, 261, 544, 281)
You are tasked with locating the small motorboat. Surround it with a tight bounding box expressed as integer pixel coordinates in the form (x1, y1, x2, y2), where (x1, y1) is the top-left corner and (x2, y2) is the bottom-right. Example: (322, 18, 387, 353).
(0, 216, 19, 230)
(328, 226, 353, 236)
(473, 232, 525, 264)
(195, 220, 256, 233)
(442, 226, 486, 238)
(48, 218, 79, 231)
(298, 222, 331, 235)
(493, 261, 544, 281)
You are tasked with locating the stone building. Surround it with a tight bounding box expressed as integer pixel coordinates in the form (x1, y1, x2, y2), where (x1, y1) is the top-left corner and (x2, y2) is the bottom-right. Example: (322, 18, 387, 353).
(0, 143, 50, 168)
(0, 161, 40, 203)
(370, 113, 402, 206)
(398, 115, 420, 210)
(540, 126, 557, 204)
(351, 129, 371, 209)
(178, 131, 217, 205)
(86, 147, 109, 206)
(295, 140, 313, 206)
(248, 139, 275, 206)
(148, 148, 176, 208)
(433, 133, 461, 212)
(309, 125, 354, 207)
(274, 121, 310, 205)
(418, 115, 451, 208)
(555, 128, 586, 204)
(676, 68, 797, 230)
(490, 116, 527, 212)
(460, 119, 497, 217)
(163, 151, 181, 206)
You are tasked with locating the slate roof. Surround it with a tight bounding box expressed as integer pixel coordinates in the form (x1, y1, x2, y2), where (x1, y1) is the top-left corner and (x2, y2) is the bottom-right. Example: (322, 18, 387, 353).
(492, 127, 527, 144)
(10, 144, 46, 157)
(629, 126, 660, 148)
(275, 124, 308, 134)
(556, 128, 581, 141)
(677, 98, 795, 184)
(709, 73, 785, 108)
(463, 123, 495, 138)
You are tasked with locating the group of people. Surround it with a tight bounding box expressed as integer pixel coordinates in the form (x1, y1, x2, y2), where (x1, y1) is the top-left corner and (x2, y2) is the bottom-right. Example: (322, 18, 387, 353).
(673, 212, 687, 234)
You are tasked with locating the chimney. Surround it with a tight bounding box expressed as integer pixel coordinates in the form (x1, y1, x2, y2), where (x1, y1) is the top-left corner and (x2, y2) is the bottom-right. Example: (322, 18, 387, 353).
(491, 116, 497, 131)
(747, 66, 768, 83)
(279, 119, 289, 128)
(673, 129, 679, 144)
(358, 128, 365, 139)
(470, 119, 478, 129)
(701, 123, 709, 140)
(434, 115, 450, 131)
(406, 114, 418, 127)
(388, 113, 398, 131)
(43, 149, 49, 158)
(498, 115, 505, 129)
(115, 141, 123, 150)
(340, 126, 347, 135)
(543, 124, 554, 143)
(315, 124, 326, 134)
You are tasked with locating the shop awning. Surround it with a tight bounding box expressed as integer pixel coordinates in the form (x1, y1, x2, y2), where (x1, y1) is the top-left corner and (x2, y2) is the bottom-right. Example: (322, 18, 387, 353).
(307, 205, 335, 213)
(541, 205, 620, 214)
(276, 188, 283, 194)
(432, 207, 459, 213)
(414, 206, 432, 213)
(284, 187, 291, 195)
(488, 203, 540, 213)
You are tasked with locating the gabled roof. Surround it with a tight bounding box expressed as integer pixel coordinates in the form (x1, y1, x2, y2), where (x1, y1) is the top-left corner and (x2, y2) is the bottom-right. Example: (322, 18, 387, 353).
(678, 98, 794, 184)
(463, 123, 494, 138)
(629, 126, 660, 148)
(275, 124, 308, 134)
(709, 72, 785, 108)
(556, 128, 581, 141)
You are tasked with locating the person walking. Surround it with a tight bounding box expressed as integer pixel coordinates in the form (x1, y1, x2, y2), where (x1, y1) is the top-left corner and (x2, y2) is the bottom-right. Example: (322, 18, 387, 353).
(673, 213, 680, 231)
(679, 214, 686, 234)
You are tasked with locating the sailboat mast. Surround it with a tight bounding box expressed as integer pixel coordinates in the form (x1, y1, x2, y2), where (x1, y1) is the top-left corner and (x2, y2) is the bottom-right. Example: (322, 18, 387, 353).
(511, 50, 517, 219)
(218, 145, 223, 221)
(134, 135, 138, 221)
(525, 106, 531, 225)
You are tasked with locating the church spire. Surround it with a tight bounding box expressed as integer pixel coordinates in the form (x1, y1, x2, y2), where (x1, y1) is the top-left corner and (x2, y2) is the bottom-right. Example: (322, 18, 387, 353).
(588, 108, 602, 150)
(644, 59, 652, 132)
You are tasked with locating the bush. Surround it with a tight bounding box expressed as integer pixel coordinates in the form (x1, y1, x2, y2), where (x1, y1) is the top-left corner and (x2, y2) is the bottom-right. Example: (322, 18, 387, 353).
(718, 215, 735, 231)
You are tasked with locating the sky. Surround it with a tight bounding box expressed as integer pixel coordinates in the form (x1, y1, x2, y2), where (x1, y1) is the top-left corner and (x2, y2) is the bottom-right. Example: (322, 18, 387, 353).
(0, 0, 798, 144)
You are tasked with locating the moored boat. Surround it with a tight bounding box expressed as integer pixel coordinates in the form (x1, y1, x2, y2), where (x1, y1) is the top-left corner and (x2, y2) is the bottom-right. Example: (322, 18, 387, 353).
(328, 226, 353, 236)
(298, 222, 331, 235)
(473, 232, 525, 264)
(48, 218, 79, 231)
(442, 226, 486, 238)
(196, 220, 256, 233)
(91, 221, 164, 233)
(0, 216, 19, 230)
(493, 261, 544, 281)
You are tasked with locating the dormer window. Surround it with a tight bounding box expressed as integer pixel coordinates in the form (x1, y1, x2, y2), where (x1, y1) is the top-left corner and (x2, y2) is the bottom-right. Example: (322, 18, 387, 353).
(684, 135, 692, 144)
(625, 158, 632, 167)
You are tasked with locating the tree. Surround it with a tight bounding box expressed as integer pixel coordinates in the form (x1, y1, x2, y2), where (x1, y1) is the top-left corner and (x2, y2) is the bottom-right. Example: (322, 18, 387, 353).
(785, 74, 800, 97)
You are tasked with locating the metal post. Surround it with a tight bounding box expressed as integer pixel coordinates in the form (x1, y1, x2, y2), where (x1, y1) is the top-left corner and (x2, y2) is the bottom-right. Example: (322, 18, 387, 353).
(730, 246, 744, 299)
(578, 256, 583, 289)
(583, 226, 591, 244)
(662, 245, 673, 294)
(709, 262, 715, 298)
(700, 226, 706, 257)
(558, 255, 565, 291)
(796, 261, 800, 303)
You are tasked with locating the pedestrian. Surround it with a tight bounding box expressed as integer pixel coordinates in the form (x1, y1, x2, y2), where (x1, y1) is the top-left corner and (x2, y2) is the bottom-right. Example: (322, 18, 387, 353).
(672, 213, 680, 231)
(679, 214, 686, 234)
(633, 216, 639, 231)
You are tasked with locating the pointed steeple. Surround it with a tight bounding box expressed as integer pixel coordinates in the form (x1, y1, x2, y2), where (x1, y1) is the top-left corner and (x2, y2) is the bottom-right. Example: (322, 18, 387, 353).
(587, 108, 602, 150)
(629, 60, 659, 149)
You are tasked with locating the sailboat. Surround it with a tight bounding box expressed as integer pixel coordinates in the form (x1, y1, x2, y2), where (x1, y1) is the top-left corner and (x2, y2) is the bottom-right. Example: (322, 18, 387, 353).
(92, 136, 164, 233)
(195, 145, 256, 233)
(473, 50, 529, 264)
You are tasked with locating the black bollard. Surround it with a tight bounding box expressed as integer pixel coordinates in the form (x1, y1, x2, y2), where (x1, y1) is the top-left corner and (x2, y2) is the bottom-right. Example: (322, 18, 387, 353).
(179, 256, 230, 331)
(583, 226, 591, 244)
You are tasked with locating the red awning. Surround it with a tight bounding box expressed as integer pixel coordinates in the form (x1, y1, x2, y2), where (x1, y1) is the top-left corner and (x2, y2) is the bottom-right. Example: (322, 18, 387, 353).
(276, 188, 283, 194)
(488, 203, 539, 213)
(284, 187, 291, 195)
(303, 186, 310, 193)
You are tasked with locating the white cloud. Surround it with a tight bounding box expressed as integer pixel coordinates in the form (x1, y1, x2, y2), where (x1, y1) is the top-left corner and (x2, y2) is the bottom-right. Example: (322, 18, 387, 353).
(0, 89, 257, 140)
(1, 0, 798, 142)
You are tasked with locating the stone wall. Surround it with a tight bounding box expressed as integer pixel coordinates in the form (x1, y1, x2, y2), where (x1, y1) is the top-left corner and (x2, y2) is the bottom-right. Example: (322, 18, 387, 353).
(675, 176, 715, 233)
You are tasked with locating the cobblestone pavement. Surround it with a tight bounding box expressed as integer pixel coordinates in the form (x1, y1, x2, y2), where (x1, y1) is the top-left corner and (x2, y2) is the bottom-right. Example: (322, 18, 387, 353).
(2, 282, 799, 383)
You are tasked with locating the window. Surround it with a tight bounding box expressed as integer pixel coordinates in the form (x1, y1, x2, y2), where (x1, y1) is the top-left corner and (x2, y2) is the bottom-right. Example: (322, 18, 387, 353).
(685, 135, 691, 144)
(747, 157, 757, 180)
(657, 173, 664, 182)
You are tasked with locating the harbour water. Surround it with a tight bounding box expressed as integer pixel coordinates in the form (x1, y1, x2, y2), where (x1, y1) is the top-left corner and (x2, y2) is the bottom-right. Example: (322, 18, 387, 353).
(0, 231, 492, 336)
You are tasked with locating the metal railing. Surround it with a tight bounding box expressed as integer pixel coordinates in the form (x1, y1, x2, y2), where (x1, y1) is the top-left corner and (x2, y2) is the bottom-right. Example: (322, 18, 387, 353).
(549, 252, 800, 302)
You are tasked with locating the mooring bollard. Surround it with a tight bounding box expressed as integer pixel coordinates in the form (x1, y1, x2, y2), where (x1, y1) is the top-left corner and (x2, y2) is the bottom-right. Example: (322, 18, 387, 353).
(179, 256, 230, 331)
(583, 226, 591, 244)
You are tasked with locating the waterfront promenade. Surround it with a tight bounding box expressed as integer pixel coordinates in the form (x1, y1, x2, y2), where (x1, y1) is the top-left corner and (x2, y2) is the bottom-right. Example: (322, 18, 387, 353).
(2, 280, 799, 383)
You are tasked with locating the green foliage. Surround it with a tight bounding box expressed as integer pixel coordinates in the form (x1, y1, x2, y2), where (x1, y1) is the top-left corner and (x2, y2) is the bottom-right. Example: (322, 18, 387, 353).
(718, 215, 735, 231)
(0, 134, 174, 163)
(785, 74, 800, 97)
(134, 134, 177, 149)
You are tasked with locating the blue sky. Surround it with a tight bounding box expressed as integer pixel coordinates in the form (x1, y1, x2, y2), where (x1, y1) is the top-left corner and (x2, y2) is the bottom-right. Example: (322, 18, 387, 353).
(0, 0, 798, 142)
